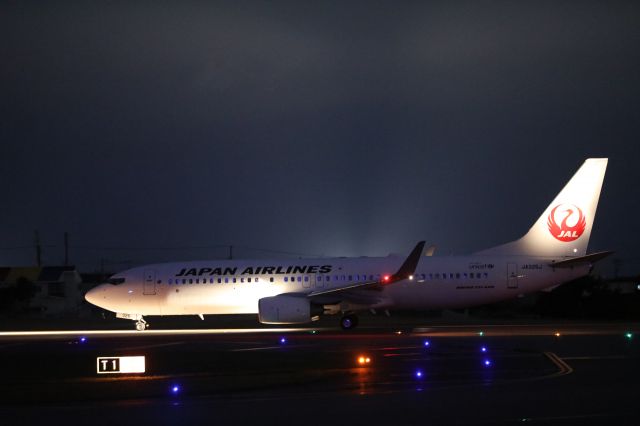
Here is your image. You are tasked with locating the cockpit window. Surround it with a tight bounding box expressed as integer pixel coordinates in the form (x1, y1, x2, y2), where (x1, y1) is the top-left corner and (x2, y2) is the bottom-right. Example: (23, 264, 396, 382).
(108, 277, 126, 285)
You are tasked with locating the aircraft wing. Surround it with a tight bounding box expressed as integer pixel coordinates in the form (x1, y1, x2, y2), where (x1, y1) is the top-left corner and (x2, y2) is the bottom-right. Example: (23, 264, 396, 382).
(307, 241, 426, 299)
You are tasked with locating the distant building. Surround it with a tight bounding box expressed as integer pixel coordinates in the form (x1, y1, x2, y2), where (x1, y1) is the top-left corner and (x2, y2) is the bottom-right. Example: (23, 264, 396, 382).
(605, 276, 640, 295)
(0, 266, 82, 315)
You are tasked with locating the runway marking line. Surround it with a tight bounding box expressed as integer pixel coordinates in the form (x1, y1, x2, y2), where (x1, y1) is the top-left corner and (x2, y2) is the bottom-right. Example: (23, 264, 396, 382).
(544, 351, 573, 377)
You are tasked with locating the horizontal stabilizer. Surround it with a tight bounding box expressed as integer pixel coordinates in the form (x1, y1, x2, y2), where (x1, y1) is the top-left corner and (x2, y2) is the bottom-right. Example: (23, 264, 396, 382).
(549, 251, 614, 268)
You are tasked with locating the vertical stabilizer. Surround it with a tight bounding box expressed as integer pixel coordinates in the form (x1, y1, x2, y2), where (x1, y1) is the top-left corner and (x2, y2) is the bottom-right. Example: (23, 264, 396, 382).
(477, 158, 608, 258)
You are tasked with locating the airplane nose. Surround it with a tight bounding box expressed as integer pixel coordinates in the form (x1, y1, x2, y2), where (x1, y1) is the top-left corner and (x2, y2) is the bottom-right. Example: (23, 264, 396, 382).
(85, 284, 108, 306)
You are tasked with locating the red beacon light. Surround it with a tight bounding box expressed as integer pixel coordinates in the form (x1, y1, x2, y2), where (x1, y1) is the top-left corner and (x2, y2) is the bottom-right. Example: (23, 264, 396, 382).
(382, 275, 391, 283)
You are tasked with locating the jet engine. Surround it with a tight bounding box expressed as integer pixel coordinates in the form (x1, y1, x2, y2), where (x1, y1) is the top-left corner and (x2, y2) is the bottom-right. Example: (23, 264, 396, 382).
(258, 295, 321, 324)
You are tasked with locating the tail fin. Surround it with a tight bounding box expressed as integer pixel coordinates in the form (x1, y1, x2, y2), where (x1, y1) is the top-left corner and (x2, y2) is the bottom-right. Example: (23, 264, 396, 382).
(477, 158, 608, 258)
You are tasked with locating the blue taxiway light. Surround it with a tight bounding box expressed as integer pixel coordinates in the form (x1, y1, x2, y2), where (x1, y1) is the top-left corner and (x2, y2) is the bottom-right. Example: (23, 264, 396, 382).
(280, 337, 287, 344)
(79, 337, 87, 343)
(415, 370, 423, 378)
(423, 340, 430, 347)
(171, 385, 180, 394)
(484, 359, 492, 367)
(480, 346, 487, 353)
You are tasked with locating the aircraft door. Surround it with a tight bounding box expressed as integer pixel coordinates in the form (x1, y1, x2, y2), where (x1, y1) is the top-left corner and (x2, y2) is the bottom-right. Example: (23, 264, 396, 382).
(302, 275, 313, 289)
(143, 269, 157, 295)
(314, 274, 324, 289)
(507, 263, 518, 289)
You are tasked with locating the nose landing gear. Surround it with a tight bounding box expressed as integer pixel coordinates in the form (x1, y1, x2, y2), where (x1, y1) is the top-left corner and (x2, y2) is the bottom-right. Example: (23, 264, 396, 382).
(135, 317, 148, 331)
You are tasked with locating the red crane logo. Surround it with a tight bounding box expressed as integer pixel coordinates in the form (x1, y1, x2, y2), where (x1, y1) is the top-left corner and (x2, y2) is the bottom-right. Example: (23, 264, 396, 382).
(547, 204, 586, 242)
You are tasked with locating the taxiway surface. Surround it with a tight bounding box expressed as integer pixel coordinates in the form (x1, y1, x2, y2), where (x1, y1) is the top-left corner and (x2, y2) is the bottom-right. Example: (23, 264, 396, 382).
(0, 322, 638, 425)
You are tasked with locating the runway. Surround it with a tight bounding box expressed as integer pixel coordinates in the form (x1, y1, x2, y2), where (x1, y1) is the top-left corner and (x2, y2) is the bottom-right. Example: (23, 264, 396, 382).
(1, 322, 638, 425)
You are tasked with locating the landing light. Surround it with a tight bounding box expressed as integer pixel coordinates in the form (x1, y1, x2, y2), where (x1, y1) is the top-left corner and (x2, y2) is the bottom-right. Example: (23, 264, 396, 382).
(409, 275, 414, 280)
(554, 332, 561, 337)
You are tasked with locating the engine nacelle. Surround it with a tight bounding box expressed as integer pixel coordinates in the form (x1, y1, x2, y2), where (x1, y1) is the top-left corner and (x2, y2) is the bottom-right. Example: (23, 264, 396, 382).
(258, 295, 318, 324)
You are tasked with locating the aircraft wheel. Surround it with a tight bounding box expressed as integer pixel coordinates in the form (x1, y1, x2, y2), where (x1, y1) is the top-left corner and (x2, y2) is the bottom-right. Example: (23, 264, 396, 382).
(135, 320, 146, 331)
(340, 314, 358, 330)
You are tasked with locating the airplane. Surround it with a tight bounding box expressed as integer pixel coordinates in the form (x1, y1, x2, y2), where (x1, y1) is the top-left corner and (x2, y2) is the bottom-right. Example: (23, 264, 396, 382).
(85, 158, 611, 331)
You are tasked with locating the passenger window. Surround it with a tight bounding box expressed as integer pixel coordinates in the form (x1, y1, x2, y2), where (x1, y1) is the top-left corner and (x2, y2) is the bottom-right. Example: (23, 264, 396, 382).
(297, 277, 302, 282)
(284, 277, 288, 282)
(270, 277, 274, 283)
(224, 278, 229, 283)
(326, 276, 331, 282)
(304, 276, 309, 282)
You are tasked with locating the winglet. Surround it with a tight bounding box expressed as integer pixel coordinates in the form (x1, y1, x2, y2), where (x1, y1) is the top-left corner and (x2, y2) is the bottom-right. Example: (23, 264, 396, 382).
(307, 241, 426, 298)
(388, 241, 426, 282)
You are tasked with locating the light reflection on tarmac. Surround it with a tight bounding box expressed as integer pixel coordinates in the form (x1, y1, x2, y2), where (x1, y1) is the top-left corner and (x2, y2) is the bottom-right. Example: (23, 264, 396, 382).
(0, 322, 634, 339)
(0, 327, 319, 338)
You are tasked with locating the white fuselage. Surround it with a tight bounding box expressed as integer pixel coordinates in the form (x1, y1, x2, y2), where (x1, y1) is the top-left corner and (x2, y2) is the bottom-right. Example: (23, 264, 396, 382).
(85, 255, 587, 317)
(84, 158, 608, 327)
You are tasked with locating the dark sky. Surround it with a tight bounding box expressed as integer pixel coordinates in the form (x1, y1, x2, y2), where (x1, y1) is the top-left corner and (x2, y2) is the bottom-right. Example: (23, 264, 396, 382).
(2, 1, 639, 275)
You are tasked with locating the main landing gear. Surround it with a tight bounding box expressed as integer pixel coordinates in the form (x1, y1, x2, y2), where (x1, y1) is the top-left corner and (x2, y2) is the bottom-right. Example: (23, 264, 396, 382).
(135, 317, 148, 331)
(340, 314, 359, 330)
